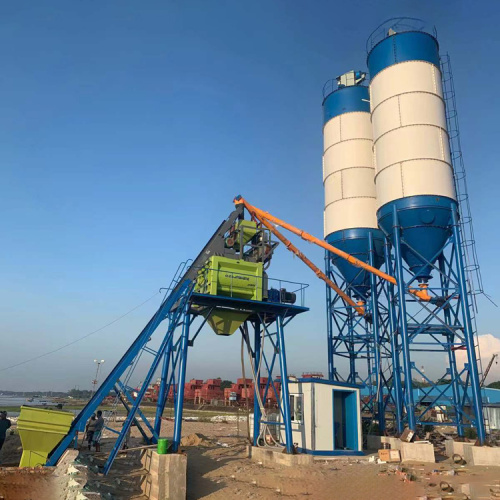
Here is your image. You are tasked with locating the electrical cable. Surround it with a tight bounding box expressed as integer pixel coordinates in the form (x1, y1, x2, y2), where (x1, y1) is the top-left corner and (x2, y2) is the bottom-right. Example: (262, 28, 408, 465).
(240, 334, 251, 442)
(0, 290, 161, 373)
(241, 322, 281, 448)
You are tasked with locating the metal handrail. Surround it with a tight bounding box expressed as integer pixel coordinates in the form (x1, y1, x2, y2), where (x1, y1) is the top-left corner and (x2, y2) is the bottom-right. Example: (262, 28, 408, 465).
(366, 17, 437, 53)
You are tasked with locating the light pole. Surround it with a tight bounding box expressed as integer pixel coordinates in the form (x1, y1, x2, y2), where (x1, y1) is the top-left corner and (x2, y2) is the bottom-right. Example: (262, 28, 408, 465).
(91, 359, 105, 397)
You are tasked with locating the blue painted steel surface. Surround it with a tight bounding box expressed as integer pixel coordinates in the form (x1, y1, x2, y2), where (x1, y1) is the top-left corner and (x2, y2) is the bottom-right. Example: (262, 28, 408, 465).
(323, 85, 370, 124)
(46, 280, 193, 467)
(297, 448, 364, 456)
(296, 378, 363, 389)
(345, 391, 359, 451)
(383, 240, 403, 433)
(451, 210, 486, 443)
(102, 290, 193, 474)
(378, 196, 456, 281)
(276, 316, 294, 454)
(368, 232, 385, 431)
(326, 228, 384, 298)
(361, 386, 500, 406)
(253, 320, 262, 446)
(392, 206, 417, 430)
(367, 30, 440, 79)
(117, 381, 158, 441)
(172, 308, 191, 452)
(154, 336, 173, 435)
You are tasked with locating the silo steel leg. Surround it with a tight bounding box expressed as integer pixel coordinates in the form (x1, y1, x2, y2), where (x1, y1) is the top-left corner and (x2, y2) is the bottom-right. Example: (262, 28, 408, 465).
(392, 206, 417, 431)
(451, 209, 486, 444)
(384, 240, 403, 433)
(438, 254, 464, 437)
(369, 232, 385, 431)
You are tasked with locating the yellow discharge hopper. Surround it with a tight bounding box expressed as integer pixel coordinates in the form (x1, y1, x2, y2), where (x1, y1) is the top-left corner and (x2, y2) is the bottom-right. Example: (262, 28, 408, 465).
(17, 406, 74, 467)
(205, 310, 250, 336)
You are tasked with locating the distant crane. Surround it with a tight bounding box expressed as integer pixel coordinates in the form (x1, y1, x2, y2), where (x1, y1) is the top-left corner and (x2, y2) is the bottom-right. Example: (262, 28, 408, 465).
(480, 353, 498, 387)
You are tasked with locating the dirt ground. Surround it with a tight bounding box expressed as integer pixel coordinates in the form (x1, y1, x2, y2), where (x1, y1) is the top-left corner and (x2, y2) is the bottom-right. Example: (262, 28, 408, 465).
(2, 420, 500, 499)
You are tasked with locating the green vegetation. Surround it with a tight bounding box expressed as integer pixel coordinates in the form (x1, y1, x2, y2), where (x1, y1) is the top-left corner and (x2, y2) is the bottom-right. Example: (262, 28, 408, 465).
(487, 380, 500, 389)
(220, 380, 233, 390)
(67, 388, 93, 399)
(464, 427, 477, 439)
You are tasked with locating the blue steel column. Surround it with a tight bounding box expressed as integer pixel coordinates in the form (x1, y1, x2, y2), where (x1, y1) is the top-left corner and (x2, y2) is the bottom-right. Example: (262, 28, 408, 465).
(438, 254, 464, 436)
(172, 309, 191, 452)
(253, 320, 262, 446)
(392, 207, 417, 430)
(276, 315, 293, 453)
(348, 301, 356, 383)
(154, 331, 173, 435)
(451, 209, 486, 444)
(384, 240, 403, 433)
(325, 253, 334, 380)
(369, 232, 385, 431)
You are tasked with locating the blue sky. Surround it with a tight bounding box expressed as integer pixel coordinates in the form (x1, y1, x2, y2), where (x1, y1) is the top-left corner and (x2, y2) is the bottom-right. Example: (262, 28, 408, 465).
(1, 1, 499, 391)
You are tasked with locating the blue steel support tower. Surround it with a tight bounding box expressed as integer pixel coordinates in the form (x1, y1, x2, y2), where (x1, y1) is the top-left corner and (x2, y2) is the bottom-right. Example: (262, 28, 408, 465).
(367, 18, 486, 442)
(322, 72, 389, 427)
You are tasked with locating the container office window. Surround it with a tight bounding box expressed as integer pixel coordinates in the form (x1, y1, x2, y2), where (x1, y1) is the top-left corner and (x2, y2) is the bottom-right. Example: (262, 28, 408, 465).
(290, 394, 303, 422)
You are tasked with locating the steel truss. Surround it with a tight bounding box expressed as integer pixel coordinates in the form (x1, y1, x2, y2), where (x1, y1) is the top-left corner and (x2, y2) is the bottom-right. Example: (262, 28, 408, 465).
(326, 211, 486, 443)
(46, 267, 307, 473)
(381, 207, 486, 442)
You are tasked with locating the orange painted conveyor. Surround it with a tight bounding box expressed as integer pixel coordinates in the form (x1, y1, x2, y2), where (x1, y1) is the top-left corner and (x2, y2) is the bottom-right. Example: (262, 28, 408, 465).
(233, 196, 431, 316)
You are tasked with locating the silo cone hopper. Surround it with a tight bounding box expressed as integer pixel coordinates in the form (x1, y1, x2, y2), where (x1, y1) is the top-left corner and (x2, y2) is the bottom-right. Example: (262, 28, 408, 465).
(327, 228, 385, 298)
(17, 406, 74, 467)
(377, 196, 456, 282)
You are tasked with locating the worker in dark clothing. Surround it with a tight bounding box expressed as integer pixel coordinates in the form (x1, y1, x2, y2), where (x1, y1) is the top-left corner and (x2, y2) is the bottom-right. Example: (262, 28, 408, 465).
(0, 411, 12, 452)
(85, 414, 97, 450)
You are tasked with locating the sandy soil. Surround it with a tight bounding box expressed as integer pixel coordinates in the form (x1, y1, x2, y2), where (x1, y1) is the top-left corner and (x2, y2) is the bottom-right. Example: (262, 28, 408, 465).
(2, 420, 500, 499)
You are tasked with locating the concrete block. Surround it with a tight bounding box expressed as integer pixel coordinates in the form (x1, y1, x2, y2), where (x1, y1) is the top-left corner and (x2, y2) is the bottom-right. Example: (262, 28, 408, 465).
(55, 449, 80, 470)
(249, 446, 314, 467)
(400, 442, 435, 463)
(462, 482, 499, 499)
(443, 439, 475, 458)
(366, 435, 401, 451)
(463, 445, 500, 466)
(141, 450, 187, 500)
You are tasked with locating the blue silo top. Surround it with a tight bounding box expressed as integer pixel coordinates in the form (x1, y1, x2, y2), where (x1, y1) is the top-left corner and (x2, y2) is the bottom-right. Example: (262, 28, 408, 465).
(322, 85, 370, 125)
(367, 31, 440, 79)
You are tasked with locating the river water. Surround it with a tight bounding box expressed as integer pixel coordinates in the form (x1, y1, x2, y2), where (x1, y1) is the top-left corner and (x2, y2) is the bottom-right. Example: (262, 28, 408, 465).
(0, 396, 63, 417)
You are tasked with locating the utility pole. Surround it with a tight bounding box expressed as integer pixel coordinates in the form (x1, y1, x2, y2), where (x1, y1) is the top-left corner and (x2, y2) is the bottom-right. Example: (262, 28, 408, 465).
(91, 360, 105, 397)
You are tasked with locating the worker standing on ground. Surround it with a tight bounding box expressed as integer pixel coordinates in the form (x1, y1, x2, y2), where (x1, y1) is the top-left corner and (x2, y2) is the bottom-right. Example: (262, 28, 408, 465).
(85, 414, 97, 450)
(0, 411, 12, 454)
(93, 410, 104, 452)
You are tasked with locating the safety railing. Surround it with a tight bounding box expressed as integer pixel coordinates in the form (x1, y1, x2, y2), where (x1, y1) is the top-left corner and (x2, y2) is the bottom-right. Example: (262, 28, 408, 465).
(366, 17, 437, 53)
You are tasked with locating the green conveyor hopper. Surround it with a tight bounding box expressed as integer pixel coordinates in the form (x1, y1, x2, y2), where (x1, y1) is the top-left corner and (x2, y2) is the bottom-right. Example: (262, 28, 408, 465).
(17, 406, 74, 467)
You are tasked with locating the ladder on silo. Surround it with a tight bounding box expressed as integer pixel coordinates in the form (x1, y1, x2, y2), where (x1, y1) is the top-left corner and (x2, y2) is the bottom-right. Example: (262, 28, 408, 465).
(441, 53, 491, 437)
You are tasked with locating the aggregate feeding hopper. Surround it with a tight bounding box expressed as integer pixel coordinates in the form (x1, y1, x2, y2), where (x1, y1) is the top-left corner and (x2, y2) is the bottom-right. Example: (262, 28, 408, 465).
(17, 406, 74, 467)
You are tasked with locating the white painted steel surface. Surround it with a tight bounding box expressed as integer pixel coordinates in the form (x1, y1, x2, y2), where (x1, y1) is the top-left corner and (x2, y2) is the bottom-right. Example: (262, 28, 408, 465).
(370, 61, 456, 208)
(323, 110, 378, 237)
